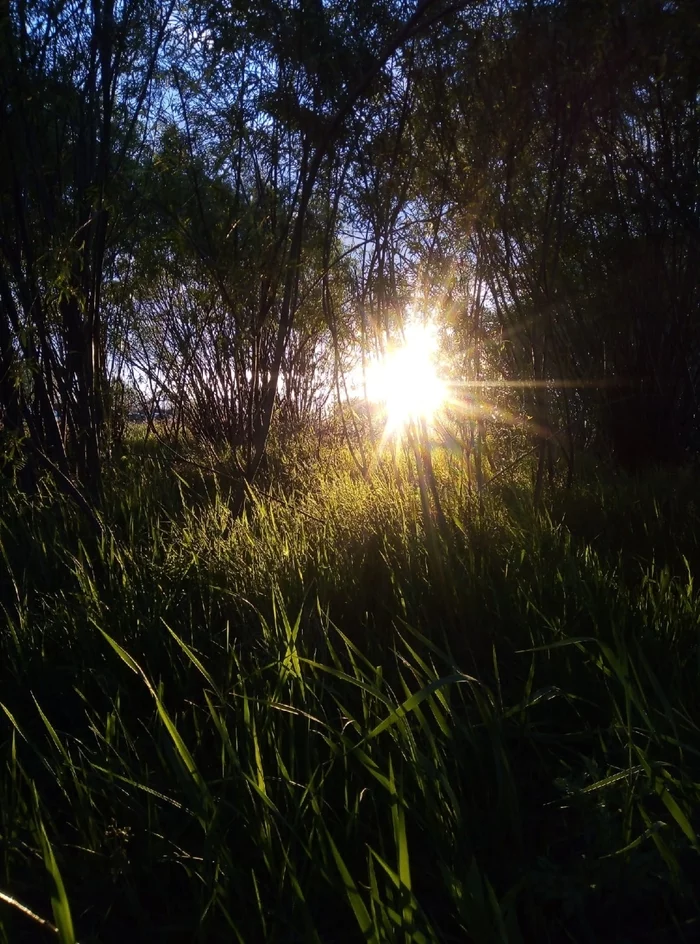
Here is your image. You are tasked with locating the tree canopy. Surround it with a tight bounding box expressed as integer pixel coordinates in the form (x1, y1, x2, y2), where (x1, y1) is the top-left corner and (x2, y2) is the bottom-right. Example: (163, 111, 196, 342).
(1, 0, 699, 500)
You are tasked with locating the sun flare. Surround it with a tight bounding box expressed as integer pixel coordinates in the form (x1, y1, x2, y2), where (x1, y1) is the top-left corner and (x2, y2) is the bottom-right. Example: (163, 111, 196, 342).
(364, 320, 447, 436)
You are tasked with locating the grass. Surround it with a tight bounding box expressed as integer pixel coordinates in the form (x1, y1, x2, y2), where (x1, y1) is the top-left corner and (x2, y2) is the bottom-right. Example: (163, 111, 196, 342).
(1, 436, 699, 942)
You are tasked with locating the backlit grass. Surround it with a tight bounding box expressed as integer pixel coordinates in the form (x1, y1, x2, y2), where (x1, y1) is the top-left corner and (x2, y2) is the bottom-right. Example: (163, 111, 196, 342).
(1, 441, 699, 942)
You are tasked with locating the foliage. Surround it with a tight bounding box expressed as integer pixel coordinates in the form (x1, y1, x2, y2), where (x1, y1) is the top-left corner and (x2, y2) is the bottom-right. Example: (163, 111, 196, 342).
(2, 0, 699, 505)
(2, 1, 699, 940)
(1, 438, 699, 942)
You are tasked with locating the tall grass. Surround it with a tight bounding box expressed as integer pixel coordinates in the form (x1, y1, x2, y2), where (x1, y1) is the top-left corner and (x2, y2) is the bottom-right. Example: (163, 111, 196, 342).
(1, 441, 699, 942)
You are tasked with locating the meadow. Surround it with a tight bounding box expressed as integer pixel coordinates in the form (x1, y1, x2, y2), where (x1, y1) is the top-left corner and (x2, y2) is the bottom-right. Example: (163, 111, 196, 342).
(1, 436, 699, 943)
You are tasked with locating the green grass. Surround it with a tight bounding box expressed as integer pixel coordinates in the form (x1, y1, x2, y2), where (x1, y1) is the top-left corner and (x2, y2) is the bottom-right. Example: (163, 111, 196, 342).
(1, 440, 699, 942)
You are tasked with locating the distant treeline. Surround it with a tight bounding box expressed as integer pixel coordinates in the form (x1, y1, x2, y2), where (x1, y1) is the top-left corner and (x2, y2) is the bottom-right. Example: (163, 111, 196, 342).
(1, 0, 698, 499)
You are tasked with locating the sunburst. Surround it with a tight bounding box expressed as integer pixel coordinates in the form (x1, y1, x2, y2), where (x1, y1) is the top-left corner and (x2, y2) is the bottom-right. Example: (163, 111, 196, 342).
(364, 319, 448, 437)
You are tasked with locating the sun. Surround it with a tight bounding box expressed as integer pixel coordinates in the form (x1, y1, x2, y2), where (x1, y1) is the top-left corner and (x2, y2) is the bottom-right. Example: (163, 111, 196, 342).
(364, 319, 448, 436)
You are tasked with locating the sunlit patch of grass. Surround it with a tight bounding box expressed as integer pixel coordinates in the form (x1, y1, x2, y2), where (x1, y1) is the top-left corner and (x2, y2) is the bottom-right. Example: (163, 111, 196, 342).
(1, 443, 700, 941)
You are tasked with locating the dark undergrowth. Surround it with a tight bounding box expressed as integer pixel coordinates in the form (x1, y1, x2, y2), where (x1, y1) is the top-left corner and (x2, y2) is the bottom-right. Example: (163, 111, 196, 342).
(1, 439, 699, 943)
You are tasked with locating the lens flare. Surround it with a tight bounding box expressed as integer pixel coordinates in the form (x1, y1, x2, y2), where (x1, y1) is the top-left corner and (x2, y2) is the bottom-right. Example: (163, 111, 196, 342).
(365, 320, 447, 435)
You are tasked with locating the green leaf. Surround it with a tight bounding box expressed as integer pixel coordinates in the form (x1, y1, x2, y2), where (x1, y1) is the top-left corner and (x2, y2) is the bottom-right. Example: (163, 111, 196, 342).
(367, 673, 465, 740)
(37, 819, 76, 944)
(325, 830, 374, 942)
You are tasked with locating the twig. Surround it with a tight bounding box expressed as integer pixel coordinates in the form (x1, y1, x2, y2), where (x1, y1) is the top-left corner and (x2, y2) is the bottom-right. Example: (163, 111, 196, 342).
(0, 888, 61, 937)
(483, 446, 539, 490)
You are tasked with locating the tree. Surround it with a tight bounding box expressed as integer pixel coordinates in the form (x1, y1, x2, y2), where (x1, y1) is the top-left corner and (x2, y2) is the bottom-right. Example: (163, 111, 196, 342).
(0, 0, 176, 497)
